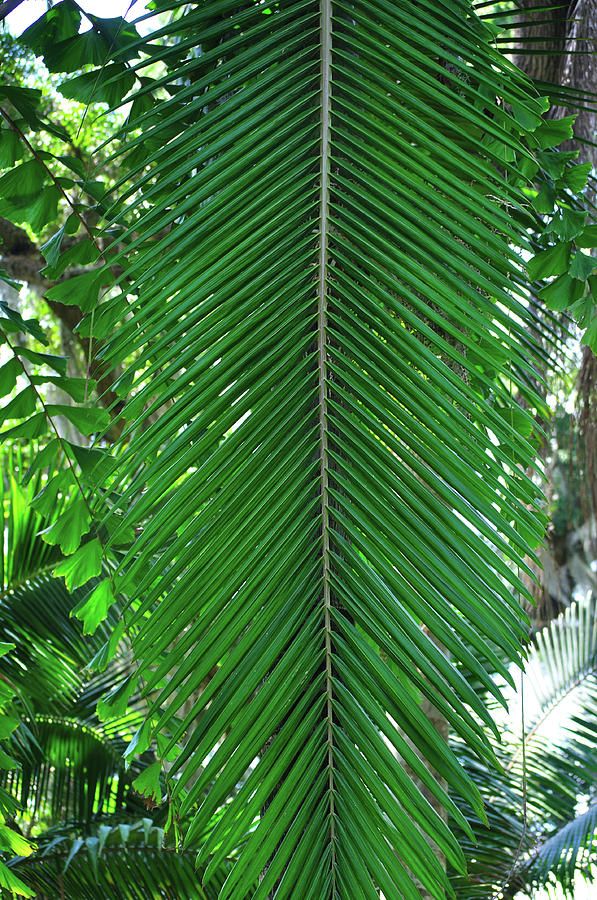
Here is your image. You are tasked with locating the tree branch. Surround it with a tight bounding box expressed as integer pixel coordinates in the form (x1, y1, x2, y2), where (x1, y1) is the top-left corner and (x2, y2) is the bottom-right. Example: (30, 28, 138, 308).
(0, 216, 125, 429)
(0, 0, 27, 23)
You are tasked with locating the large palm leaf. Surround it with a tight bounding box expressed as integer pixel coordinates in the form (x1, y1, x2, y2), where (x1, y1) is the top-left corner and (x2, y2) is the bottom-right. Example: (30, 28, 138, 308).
(513, 595, 597, 897)
(450, 592, 597, 898)
(40, 1, 560, 896)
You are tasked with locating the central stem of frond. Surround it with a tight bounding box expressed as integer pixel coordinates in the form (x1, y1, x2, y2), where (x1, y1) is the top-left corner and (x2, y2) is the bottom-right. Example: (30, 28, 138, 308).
(318, 0, 336, 883)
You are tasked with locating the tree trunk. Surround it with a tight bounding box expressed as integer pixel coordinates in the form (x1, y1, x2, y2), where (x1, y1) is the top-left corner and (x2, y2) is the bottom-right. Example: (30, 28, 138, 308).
(513, 0, 597, 170)
(514, 0, 597, 627)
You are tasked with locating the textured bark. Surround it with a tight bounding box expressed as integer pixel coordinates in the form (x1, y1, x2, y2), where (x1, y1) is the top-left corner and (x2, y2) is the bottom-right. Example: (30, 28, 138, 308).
(513, 1, 570, 82)
(513, 0, 597, 170)
(559, 0, 597, 164)
(515, 0, 597, 624)
(0, 216, 125, 430)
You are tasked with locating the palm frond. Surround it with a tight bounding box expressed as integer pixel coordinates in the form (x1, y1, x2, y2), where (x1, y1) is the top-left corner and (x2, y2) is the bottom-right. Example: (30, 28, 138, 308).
(5, 715, 133, 828)
(0, 447, 148, 834)
(0, 461, 60, 594)
(0, 572, 113, 710)
(450, 594, 597, 897)
(8, 818, 237, 900)
(523, 592, 597, 738)
(0, 564, 147, 830)
(54, 1, 560, 895)
(0, 446, 126, 711)
(516, 803, 597, 897)
(447, 735, 528, 899)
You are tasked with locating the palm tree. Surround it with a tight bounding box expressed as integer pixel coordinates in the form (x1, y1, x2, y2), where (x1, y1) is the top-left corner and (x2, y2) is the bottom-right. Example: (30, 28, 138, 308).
(1, 0, 596, 897)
